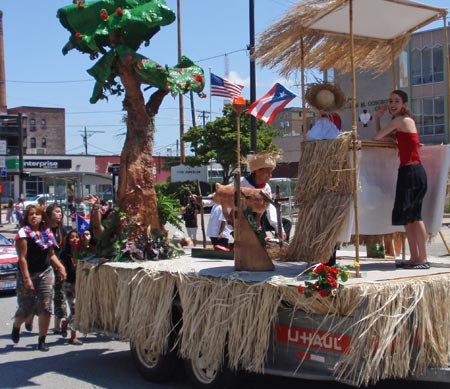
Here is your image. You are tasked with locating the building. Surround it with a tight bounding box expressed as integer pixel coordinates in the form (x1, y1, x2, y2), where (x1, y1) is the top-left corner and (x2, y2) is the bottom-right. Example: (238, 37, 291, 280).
(7, 106, 65, 154)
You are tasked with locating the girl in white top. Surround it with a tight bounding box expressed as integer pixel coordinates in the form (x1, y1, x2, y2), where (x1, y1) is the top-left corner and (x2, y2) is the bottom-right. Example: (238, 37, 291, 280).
(206, 204, 231, 248)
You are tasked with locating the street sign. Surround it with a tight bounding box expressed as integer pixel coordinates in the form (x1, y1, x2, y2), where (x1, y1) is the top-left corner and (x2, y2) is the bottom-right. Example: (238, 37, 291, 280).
(1, 167, 6, 177)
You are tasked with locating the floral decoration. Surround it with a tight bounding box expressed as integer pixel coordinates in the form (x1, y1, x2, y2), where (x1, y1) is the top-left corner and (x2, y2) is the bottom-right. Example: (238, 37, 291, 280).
(72, 238, 96, 261)
(298, 262, 348, 298)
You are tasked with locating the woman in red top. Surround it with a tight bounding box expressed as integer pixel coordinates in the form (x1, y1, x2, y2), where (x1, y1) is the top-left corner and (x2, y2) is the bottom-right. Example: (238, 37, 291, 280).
(373, 90, 428, 269)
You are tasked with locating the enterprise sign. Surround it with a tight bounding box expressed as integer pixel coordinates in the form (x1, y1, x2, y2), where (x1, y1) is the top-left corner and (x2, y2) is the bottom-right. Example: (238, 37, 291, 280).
(24, 159, 72, 169)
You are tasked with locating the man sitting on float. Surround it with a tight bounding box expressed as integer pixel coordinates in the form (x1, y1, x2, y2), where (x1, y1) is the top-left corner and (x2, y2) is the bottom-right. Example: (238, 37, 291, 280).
(196, 151, 291, 243)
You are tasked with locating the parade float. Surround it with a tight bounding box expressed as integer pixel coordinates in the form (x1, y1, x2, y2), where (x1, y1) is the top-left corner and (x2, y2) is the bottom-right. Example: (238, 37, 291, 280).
(60, 0, 450, 387)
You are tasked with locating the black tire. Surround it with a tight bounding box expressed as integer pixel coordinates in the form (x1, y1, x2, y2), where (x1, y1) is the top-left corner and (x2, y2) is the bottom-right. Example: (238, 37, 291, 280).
(184, 352, 239, 389)
(130, 341, 179, 383)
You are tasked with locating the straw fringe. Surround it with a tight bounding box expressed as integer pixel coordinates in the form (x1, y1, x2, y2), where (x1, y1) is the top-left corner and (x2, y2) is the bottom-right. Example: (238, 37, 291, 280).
(282, 276, 450, 387)
(176, 274, 282, 373)
(75, 262, 120, 333)
(118, 269, 176, 354)
(286, 135, 354, 262)
(75, 261, 450, 387)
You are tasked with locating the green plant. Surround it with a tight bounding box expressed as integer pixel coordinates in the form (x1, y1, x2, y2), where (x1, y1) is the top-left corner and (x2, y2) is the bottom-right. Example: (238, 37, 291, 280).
(157, 192, 183, 230)
(444, 202, 450, 213)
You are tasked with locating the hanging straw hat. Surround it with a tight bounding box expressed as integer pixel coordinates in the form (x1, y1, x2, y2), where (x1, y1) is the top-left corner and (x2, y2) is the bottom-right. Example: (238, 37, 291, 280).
(246, 151, 281, 172)
(305, 82, 346, 113)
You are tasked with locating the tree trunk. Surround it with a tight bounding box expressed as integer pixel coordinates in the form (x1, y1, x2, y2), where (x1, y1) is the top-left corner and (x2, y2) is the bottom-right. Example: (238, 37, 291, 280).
(117, 57, 160, 240)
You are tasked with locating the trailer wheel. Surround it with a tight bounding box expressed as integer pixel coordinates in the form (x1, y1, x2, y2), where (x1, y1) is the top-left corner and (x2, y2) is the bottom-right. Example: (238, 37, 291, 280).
(184, 351, 238, 389)
(130, 341, 178, 382)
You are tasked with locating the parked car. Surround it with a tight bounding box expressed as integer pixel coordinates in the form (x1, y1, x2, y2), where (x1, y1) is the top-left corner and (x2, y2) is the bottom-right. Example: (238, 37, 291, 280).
(0, 233, 18, 292)
(23, 193, 56, 208)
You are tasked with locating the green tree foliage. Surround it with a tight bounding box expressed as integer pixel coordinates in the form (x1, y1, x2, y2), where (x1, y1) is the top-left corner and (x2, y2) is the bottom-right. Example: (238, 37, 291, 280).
(182, 103, 281, 184)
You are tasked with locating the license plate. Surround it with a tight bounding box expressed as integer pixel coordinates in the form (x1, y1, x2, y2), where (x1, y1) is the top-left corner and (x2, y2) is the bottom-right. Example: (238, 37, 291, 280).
(0, 280, 16, 290)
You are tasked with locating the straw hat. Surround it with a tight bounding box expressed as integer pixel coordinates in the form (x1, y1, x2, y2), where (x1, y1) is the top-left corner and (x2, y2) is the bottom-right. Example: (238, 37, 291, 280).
(247, 151, 281, 172)
(305, 82, 346, 113)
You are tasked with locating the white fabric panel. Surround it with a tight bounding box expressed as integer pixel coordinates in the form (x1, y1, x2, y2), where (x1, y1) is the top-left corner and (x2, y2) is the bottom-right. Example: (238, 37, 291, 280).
(353, 144, 450, 236)
(309, 0, 443, 40)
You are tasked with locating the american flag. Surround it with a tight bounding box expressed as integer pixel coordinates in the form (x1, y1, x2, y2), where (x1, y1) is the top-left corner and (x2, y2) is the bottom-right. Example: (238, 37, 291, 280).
(246, 83, 296, 124)
(210, 73, 244, 99)
(77, 213, 90, 234)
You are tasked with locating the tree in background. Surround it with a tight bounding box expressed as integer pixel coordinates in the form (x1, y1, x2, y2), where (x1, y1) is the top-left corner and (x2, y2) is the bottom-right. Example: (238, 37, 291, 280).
(57, 0, 205, 242)
(183, 103, 281, 184)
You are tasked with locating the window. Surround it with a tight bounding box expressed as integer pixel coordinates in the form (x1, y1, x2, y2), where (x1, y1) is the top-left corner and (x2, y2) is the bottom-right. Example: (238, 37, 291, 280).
(30, 119, 36, 132)
(412, 96, 445, 136)
(30, 137, 36, 148)
(410, 41, 446, 85)
(422, 47, 432, 83)
(41, 137, 47, 148)
(433, 45, 444, 82)
(411, 49, 421, 85)
(41, 118, 46, 129)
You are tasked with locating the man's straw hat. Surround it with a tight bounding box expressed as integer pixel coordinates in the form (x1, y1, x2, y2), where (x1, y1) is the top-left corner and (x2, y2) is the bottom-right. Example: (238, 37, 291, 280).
(246, 151, 281, 172)
(305, 82, 346, 113)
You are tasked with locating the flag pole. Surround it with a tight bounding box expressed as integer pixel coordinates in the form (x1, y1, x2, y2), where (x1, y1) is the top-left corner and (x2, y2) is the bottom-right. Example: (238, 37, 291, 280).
(209, 67, 212, 122)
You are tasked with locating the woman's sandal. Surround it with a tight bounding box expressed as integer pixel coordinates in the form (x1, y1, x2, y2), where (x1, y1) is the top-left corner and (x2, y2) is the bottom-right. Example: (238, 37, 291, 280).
(69, 338, 83, 345)
(61, 319, 68, 338)
(404, 262, 430, 270)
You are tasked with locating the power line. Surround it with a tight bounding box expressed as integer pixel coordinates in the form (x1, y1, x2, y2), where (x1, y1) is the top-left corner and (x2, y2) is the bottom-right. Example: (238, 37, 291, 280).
(6, 79, 93, 84)
(194, 48, 247, 63)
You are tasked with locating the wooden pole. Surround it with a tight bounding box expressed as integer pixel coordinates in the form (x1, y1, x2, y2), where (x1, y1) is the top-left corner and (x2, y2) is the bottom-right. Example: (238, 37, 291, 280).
(301, 37, 307, 142)
(443, 14, 450, 144)
(349, 0, 360, 277)
(196, 181, 206, 248)
(232, 97, 246, 269)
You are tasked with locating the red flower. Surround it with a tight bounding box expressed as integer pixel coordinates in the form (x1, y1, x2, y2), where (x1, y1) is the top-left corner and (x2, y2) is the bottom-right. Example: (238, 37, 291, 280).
(101, 10, 109, 20)
(195, 75, 203, 82)
(327, 275, 338, 288)
(297, 285, 305, 293)
(77, 1, 84, 9)
(318, 290, 330, 298)
(116, 8, 123, 16)
(75, 32, 82, 39)
(313, 263, 326, 274)
(328, 267, 340, 276)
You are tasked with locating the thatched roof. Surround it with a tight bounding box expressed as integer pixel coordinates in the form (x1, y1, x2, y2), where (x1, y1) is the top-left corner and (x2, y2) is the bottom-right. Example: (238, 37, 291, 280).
(254, 0, 447, 76)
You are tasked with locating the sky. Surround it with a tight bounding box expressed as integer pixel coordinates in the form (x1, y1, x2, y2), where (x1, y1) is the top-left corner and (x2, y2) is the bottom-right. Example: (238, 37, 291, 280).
(1, 0, 449, 157)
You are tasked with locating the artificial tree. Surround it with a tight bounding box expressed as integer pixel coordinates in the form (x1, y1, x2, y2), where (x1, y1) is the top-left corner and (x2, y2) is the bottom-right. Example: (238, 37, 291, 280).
(57, 0, 205, 243)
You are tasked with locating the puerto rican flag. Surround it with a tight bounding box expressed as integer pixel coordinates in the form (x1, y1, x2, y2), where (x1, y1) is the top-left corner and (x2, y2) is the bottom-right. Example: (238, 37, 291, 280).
(77, 214, 90, 234)
(246, 83, 296, 124)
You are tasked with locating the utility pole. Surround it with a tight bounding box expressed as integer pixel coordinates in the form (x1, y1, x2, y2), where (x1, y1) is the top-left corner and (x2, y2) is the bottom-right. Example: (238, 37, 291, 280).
(190, 90, 196, 128)
(177, 0, 185, 163)
(196, 110, 209, 128)
(249, 0, 257, 153)
(80, 127, 105, 155)
(18, 113, 24, 198)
